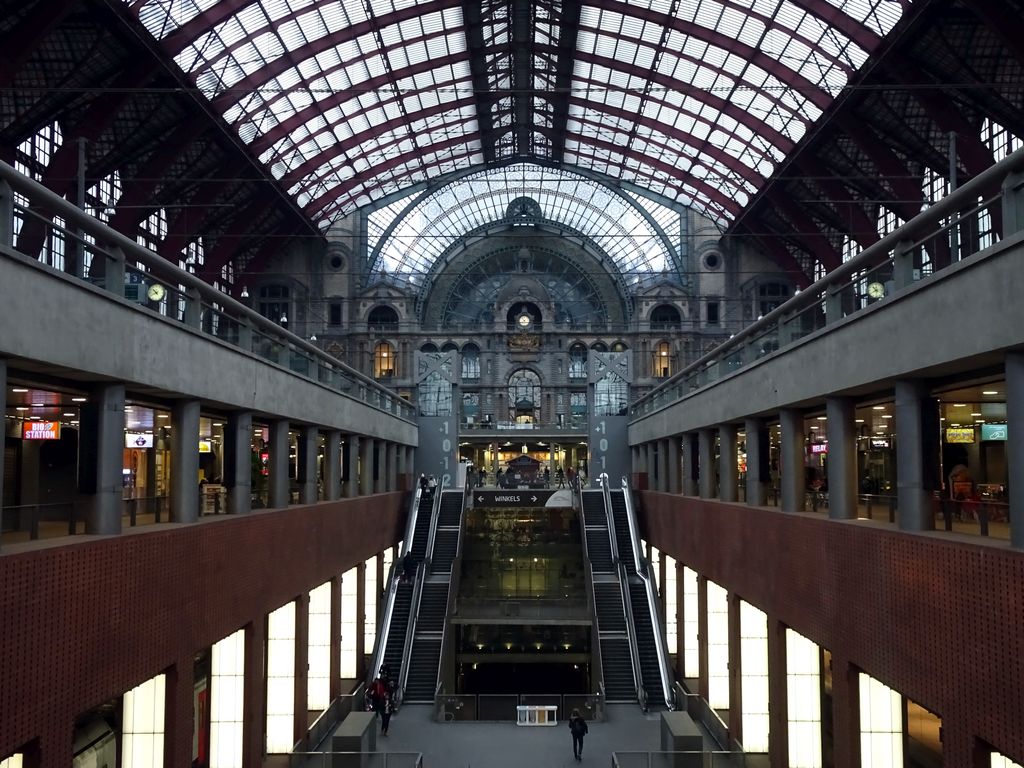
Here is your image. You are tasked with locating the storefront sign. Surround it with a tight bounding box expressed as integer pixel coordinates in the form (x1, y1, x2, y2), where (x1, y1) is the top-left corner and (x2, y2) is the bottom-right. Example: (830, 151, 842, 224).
(870, 439, 890, 448)
(23, 421, 60, 440)
(981, 423, 1007, 441)
(199, 439, 212, 453)
(810, 443, 828, 454)
(125, 432, 154, 448)
(945, 427, 975, 444)
(473, 490, 557, 507)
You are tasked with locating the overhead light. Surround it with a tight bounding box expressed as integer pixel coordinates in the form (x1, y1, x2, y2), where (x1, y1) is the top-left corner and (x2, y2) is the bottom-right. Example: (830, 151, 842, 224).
(240, 286, 250, 298)
(971, 412, 982, 416)
(816, 416, 827, 421)
(157, 414, 169, 419)
(310, 334, 317, 341)
(881, 415, 893, 419)
(11, 387, 28, 393)
(872, 405, 885, 410)
(280, 314, 288, 324)
(15, 407, 28, 412)
(72, 397, 87, 402)
(63, 412, 74, 416)
(982, 390, 999, 395)
(953, 403, 966, 407)
(855, 419, 865, 423)
(32, 402, 44, 407)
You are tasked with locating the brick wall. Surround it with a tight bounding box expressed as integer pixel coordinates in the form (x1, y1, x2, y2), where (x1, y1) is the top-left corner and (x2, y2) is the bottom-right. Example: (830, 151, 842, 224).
(639, 490, 1024, 767)
(0, 493, 406, 762)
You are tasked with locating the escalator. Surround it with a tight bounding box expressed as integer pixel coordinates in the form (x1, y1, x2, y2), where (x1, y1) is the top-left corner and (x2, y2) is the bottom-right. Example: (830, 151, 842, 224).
(581, 488, 635, 702)
(403, 489, 464, 702)
(371, 490, 435, 687)
(608, 486, 673, 710)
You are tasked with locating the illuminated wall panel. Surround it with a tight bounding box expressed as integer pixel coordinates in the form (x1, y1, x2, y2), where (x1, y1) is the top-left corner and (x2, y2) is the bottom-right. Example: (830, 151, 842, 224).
(122, 674, 166, 768)
(740, 602, 769, 752)
(210, 629, 245, 768)
(786, 629, 822, 768)
(308, 581, 332, 711)
(859, 673, 903, 768)
(992, 753, 1024, 768)
(682, 566, 699, 678)
(0, 755, 22, 768)
(664, 555, 678, 651)
(706, 579, 730, 709)
(365, 555, 378, 651)
(266, 602, 296, 753)
(340, 566, 359, 678)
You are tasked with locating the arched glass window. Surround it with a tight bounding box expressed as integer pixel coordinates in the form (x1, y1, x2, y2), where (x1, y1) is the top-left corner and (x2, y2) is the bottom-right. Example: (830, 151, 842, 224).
(591, 341, 608, 353)
(462, 344, 480, 380)
(652, 341, 673, 378)
(441, 342, 458, 352)
(650, 304, 681, 328)
(374, 342, 396, 379)
(611, 341, 628, 353)
(508, 369, 541, 424)
(420, 343, 438, 353)
(569, 344, 588, 379)
(368, 305, 399, 331)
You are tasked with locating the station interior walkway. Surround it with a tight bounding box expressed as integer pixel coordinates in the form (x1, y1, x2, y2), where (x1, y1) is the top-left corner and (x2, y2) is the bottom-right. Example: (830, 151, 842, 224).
(319, 703, 720, 768)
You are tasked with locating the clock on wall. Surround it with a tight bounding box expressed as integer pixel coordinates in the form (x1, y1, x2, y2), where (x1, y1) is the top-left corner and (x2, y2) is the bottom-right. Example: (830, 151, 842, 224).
(147, 283, 166, 302)
(517, 312, 532, 329)
(867, 281, 885, 299)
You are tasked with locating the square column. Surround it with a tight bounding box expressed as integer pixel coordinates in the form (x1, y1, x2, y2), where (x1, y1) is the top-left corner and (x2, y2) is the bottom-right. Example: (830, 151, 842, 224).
(666, 437, 681, 494)
(323, 431, 342, 501)
(1006, 351, 1024, 549)
(387, 442, 398, 491)
(682, 433, 698, 496)
(718, 424, 737, 502)
(894, 381, 938, 531)
(297, 426, 318, 505)
(292, 593, 309, 747)
(779, 408, 805, 513)
(224, 411, 253, 515)
(268, 420, 291, 509)
(242, 620, 267, 768)
(744, 418, 766, 506)
(344, 435, 359, 497)
(657, 439, 670, 492)
(0, 361, 5, 548)
(81, 383, 126, 535)
(826, 397, 858, 519)
(171, 400, 201, 523)
(360, 437, 375, 496)
(698, 428, 716, 499)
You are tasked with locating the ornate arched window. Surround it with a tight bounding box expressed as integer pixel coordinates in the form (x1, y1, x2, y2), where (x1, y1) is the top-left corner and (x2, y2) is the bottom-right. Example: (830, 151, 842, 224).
(569, 344, 588, 380)
(508, 369, 541, 424)
(368, 305, 399, 331)
(652, 341, 673, 378)
(462, 344, 480, 380)
(374, 342, 396, 379)
(420, 342, 438, 353)
(650, 304, 681, 328)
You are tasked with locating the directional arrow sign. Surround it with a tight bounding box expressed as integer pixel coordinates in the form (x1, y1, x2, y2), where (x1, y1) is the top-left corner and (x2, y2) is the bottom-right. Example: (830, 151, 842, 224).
(473, 490, 560, 507)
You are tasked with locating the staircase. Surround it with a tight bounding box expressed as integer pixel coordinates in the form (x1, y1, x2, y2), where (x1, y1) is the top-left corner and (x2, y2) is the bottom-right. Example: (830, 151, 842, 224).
(403, 490, 464, 703)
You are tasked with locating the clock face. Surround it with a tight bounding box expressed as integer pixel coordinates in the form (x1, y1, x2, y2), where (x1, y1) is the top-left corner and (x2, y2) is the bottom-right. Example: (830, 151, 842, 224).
(867, 281, 884, 299)
(517, 313, 531, 328)
(147, 283, 166, 301)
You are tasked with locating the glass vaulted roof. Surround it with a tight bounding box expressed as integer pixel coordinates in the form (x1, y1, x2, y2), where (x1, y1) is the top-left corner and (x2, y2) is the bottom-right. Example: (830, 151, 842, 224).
(366, 163, 679, 288)
(123, 0, 904, 229)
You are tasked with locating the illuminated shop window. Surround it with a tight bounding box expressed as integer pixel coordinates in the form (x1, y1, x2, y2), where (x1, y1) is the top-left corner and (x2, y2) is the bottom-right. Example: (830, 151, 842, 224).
(308, 581, 332, 711)
(266, 602, 296, 753)
(210, 629, 245, 768)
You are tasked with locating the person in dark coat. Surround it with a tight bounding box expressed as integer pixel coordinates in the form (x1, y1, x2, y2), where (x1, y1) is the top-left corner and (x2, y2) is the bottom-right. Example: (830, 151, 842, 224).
(568, 708, 588, 760)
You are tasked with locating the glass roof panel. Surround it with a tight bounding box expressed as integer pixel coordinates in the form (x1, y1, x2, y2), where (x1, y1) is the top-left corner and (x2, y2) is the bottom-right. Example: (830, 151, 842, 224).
(124, 0, 904, 227)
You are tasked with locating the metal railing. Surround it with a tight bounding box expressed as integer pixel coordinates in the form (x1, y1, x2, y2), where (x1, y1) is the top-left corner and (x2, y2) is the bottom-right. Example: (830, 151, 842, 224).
(0, 161, 415, 423)
(434, 692, 603, 722)
(632, 145, 1024, 419)
(287, 752, 422, 768)
(612, 751, 751, 767)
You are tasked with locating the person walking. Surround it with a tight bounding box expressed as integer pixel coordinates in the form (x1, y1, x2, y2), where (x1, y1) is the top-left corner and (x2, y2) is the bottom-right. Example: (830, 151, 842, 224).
(369, 676, 393, 735)
(568, 708, 588, 761)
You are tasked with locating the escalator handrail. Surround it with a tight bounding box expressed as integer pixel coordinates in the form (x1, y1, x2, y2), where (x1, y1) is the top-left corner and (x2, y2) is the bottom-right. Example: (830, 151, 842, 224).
(435, 492, 466, 700)
(579, 491, 607, 699)
(397, 560, 427, 697)
(369, 487, 424, 681)
(620, 476, 675, 710)
(617, 560, 647, 711)
(597, 474, 620, 564)
(422, 488, 443, 568)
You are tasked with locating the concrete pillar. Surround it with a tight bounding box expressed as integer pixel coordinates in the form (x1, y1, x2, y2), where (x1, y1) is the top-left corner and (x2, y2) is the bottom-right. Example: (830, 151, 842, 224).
(344, 435, 359, 497)
(682, 433, 698, 496)
(657, 438, 670, 492)
(165, 656, 195, 768)
(1001, 170, 1024, 236)
(324, 430, 342, 501)
(297, 426, 318, 504)
(396, 443, 409, 492)
(268, 420, 290, 509)
(170, 400, 201, 523)
(224, 412, 253, 515)
(641, 442, 651, 488)
(292, 594, 309, 747)
(826, 397, 858, 519)
(329, 575, 343, 700)
(698, 428, 716, 499)
(242, 620, 266, 768)
(387, 442, 398, 492)
(779, 408, 805, 513)
(0, 180, 13, 247)
(666, 437, 681, 494)
(356, 562, 367, 680)
(360, 437, 374, 496)
(83, 383, 126, 535)
(744, 418, 766, 506)
(718, 424, 737, 502)
(894, 380, 936, 531)
(1007, 352, 1024, 549)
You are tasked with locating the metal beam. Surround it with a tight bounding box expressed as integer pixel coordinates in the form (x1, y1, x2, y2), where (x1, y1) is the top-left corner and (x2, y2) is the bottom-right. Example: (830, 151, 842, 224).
(0, 0, 77, 87)
(157, 159, 249, 262)
(767, 191, 843, 271)
(794, 156, 880, 250)
(462, 0, 500, 162)
(195, 193, 283, 283)
(511, 0, 533, 156)
(548, 0, 582, 163)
